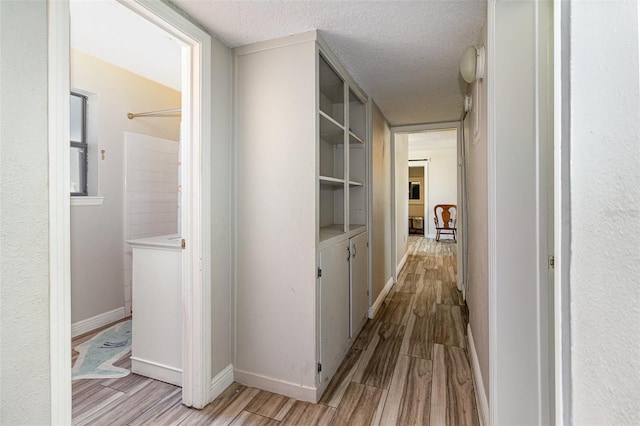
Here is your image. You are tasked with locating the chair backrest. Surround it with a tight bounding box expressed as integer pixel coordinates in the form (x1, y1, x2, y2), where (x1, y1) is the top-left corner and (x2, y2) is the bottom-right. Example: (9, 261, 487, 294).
(434, 204, 457, 229)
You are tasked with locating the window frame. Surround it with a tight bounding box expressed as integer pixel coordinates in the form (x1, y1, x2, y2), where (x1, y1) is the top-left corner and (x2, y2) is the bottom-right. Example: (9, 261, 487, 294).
(70, 91, 88, 196)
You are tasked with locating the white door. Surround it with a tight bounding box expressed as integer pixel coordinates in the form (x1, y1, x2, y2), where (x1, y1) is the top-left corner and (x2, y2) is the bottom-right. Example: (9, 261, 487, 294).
(350, 232, 368, 338)
(319, 240, 350, 385)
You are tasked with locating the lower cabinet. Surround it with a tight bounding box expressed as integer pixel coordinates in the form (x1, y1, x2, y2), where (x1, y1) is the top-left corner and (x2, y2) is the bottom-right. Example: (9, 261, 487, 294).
(318, 231, 368, 387)
(350, 232, 368, 338)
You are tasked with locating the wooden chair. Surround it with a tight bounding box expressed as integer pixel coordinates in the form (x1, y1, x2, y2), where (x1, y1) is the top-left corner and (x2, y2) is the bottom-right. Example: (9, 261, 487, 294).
(433, 204, 457, 241)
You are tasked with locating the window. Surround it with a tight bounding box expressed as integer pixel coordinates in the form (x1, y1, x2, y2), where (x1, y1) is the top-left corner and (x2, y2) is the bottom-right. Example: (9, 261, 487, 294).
(70, 92, 88, 195)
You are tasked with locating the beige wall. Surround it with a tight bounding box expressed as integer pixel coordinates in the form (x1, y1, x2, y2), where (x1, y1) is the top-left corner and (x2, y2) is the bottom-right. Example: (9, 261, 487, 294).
(0, 1, 52, 423)
(395, 134, 409, 268)
(70, 50, 181, 324)
(371, 102, 393, 302)
(209, 34, 234, 383)
(465, 23, 489, 402)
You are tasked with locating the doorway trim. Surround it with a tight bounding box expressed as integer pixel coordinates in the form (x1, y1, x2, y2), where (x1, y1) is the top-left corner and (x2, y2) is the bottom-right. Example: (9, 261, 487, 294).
(48, 0, 213, 422)
(390, 122, 462, 284)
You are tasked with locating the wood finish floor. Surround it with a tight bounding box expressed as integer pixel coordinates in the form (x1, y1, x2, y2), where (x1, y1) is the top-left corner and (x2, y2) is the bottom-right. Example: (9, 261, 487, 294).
(72, 237, 478, 425)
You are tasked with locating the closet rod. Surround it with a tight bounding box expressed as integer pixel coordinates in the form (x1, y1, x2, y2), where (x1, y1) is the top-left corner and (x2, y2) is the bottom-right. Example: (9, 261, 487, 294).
(127, 108, 181, 119)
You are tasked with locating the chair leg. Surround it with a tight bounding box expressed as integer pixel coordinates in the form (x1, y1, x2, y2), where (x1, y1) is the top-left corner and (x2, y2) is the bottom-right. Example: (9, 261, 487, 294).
(436, 230, 440, 241)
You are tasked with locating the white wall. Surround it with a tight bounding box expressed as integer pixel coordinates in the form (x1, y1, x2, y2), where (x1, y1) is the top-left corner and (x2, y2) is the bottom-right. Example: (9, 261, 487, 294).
(70, 51, 181, 324)
(0, 1, 52, 423)
(489, 1, 552, 423)
(410, 143, 457, 237)
(395, 134, 409, 271)
(569, 1, 640, 423)
(371, 103, 393, 303)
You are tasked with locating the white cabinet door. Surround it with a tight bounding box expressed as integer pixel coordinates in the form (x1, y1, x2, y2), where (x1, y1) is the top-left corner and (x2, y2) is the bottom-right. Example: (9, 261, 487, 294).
(319, 240, 350, 385)
(350, 232, 368, 338)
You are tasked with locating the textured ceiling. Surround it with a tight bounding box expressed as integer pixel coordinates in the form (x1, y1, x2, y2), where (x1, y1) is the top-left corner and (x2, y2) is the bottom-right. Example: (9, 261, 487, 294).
(172, 0, 486, 126)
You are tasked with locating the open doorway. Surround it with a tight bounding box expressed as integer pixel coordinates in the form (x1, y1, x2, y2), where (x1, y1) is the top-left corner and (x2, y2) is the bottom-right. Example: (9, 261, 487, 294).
(69, 0, 184, 418)
(391, 123, 463, 291)
(49, 0, 213, 421)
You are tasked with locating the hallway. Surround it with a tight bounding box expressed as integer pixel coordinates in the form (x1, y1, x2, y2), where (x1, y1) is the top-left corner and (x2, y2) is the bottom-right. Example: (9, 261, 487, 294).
(72, 236, 478, 425)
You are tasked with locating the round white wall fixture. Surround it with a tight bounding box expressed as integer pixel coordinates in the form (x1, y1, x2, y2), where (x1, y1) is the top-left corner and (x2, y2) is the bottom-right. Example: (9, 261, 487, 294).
(460, 45, 485, 83)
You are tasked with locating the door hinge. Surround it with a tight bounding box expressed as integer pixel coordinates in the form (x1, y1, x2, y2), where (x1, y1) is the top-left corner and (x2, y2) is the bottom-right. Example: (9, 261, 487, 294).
(317, 268, 322, 278)
(548, 255, 555, 269)
(317, 363, 322, 373)
(181, 238, 186, 250)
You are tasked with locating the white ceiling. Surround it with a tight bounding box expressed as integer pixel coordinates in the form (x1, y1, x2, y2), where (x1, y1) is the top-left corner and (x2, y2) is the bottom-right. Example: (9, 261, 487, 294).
(69, 0, 486, 126)
(70, 0, 182, 91)
(172, 0, 486, 125)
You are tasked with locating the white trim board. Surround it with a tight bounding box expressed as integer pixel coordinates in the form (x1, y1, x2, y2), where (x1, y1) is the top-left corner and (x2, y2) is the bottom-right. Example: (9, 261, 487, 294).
(131, 357, 182, 387)
(49, 1, 72, 423)
(210, 364, 235, 401)
(368, 277, 394, 319)
(234, 368, 318, 403)
(71, 307, 127, 338)
(468, 324, 489, 426)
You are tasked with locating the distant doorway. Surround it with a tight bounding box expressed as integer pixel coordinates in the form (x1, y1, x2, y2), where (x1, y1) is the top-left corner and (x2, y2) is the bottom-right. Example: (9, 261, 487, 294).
(390, 122, 462, 292)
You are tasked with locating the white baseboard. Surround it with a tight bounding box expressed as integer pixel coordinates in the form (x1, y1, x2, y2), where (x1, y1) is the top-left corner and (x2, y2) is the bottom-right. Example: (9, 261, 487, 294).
(210, 364, 234, 401)
(467, 324, 489, 426)
(368, 276, 394, 319)
(397, 251, 409, 275)
(426, 233, 436, 239)
(131, 357, 181, 387)
(234, 368, 317, 403)
(71, 306, 127, 338)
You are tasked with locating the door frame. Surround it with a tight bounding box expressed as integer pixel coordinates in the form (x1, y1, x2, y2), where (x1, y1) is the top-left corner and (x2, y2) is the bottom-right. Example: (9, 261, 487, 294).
(389, 122, 462, 285)
(48, 0, 213, 422)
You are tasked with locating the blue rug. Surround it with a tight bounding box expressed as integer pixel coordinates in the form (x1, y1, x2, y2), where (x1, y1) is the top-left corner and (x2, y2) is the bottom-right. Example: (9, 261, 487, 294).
(72, 320, 132, 380)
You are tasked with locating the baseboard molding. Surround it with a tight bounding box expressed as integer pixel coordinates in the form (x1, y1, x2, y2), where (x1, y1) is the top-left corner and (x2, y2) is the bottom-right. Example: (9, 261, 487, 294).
(131, 357, 181, 387)
(467, 324, 489, 426)
(368, 276, 394, 319)
(397, 251, 409, 275)
(234, 368, 318, 402)
(210, 364, 234, 401)
(71, 306, 126, 338)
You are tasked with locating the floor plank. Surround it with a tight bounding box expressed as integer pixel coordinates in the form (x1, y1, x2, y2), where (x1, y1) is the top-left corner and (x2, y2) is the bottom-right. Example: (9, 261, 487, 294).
(352, 322, 405, 389)
(181, 383, 260, 426)
(280, 401, 335, 426)
(129, 388, 193, 426)
(435, 305, 466, 349)
(231, 410, 280, 426)
(381, 355, 433, 425)
(319, 348, 362, 407)
(245, 390, 295, 421)
(330, 382, 383, 425)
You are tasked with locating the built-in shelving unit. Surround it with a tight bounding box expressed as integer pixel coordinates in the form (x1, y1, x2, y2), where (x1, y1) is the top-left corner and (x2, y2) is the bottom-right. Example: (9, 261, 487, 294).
(318, 57, 367, 244)
(234, 30, 369, 404)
